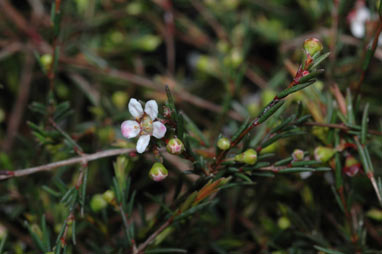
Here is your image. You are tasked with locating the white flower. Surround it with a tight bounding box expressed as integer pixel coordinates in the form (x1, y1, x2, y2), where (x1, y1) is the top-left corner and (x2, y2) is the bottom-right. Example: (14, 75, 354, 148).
(348, 1, 382, 45)
(349, 5, 371, 38)
(121, 98, 167, 153)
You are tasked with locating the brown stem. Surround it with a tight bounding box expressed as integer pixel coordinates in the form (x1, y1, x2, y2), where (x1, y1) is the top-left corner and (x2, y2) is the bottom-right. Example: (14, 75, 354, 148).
(135, 216, 174, 254)
(0, 148, 134, 180)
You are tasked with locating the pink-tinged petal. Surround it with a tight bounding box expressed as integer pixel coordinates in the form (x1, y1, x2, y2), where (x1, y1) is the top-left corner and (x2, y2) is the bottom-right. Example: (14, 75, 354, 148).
(152, 171, 167, 182)
(144, 100, 158, 120)
(121, 120, 140, 138)
(136, 135, 150, 153)
(128, 98, 143, 119)
(152, 121, 166, 139)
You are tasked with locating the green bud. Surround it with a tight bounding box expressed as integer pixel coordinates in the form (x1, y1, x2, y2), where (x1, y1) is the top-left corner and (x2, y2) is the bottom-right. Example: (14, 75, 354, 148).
(112, 91, 128, 110)
(149, 162, 168, 182)
(133, 35, 161, 51)
(217, 137, 230, 150)
(278, 216, 291, 230)
(314, 146, 335, 163)
(303, 38, 323, 56)
(40, 54, 53, 72)
(102, 190, 115, 203)
(90, 194, 107, 212)
(235, 148, 257, 165)
(166, 138, 184, 155)
(126, 2, 144, 15)
(292, 149, 304, 161)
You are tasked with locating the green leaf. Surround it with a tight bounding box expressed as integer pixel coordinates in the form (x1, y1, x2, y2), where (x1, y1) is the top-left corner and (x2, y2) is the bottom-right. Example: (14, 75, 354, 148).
(234, 173, 253, 182)
(175, 200, 217, 221)
(80, 167, 88, 215)
(176, 113, 185, 140)
(261, 130, 305, 148)
(257, 101, 285, 125)
(331, 185, 344, 213)
(54, 101, 73, 122)
(310, 52, 330, 70)
(270, 114, 295, 134)
(55, 220, 67, 245)
(60, 187, 75, 204)
(279, 167, 331, 173)
(145, 248, 187, 253)
(183, 113, 210, 146)
(346, 89, 355, 125)
(41, 215, 51, 251)
(165, 86, 176, 112)
(314, 245, 344, 254)
(231, 117, 250, 141)
(291, 160, 321, 167)
(298, 69, 324, 84)
(0, 234, 7, 254)
(26, 221, 46, 252)
(277, 80, 316, 99)
(29, 102, 47, 115)
(72, 220, 76, 245)
(361, 103, 369, 144)
(42, 185, 61, 197)
(274, 157, 293, 166)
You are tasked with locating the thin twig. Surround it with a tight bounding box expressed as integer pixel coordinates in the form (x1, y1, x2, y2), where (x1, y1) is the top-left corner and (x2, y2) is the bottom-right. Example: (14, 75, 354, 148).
(0, 148, 134, 180)
(135, 216, 174, 254)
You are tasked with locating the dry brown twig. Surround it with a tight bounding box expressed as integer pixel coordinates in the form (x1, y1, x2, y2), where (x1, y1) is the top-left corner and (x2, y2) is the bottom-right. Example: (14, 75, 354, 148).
(0, 148, 134, 180)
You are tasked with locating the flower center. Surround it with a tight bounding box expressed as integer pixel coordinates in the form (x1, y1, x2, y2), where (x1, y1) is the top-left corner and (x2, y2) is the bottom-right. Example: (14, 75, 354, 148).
(140, 115, 153, 134)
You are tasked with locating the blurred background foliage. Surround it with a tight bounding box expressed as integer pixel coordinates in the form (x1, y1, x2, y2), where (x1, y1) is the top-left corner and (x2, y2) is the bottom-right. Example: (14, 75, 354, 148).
(0, 0, 382, 253)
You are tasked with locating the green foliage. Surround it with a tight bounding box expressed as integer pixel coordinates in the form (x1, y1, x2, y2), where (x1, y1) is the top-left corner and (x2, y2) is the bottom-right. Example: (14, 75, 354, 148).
(0, 0, 382, 253)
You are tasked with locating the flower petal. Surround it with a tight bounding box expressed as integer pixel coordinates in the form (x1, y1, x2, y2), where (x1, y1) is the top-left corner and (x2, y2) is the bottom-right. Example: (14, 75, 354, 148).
(121, 120, 140, 138)
(136, 135, 150, 153)
(144, 100, 158, 120)
(129, 98, 143, 119)
(152, 121, 166, 139)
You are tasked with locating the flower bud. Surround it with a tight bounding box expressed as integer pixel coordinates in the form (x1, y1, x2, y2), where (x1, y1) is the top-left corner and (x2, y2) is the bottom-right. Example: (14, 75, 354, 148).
(217, 137, 230, 150)
(103, 190, 115, 203)
(235, 148, 257, 165)
(166, 138, 184, 155)
(112, 91, 128, 110)
(292, 149, 304, 161)
(343, 156, 361, 177)
(303, 38, 323, 56)
(90, 194, 107, 212)
(149, 162, 168, 182)
(314, 146, 336, 163)
(40, 54, 53, 72)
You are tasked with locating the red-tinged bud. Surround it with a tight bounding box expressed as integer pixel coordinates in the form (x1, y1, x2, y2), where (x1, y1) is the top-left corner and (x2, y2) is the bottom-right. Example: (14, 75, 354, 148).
(149, 162, 168, 182)
(343, 156, 361, 177)
(304, 38, 323, 56)
(166, 138, 184, 155)
(163, 106, 172, 118)
(292, 149, 304, 161)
